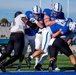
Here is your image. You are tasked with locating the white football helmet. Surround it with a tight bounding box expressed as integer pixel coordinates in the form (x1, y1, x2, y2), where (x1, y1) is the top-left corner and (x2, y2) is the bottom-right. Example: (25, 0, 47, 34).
(52, 3, 62, 12)
(32, 5, 42, 14)
(68, 22, 76, 33)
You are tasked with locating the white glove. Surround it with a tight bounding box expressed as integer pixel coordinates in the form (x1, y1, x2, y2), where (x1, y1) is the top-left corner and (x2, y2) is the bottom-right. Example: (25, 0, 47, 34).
(55, 19, 65, 24)
(30, 18, 38, 24)
(34, 19, 38, 24)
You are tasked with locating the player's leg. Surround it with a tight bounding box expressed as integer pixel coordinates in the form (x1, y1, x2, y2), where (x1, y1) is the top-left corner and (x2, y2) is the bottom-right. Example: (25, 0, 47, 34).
(25, 33, 44, 68)
(28, 35, 39, 68)
(48, 45, 58, 71)
(1, 33, 24, 72)
(6, 33, 24, 64)
(36, 50, 60, 71)
(0, 40, 13, 62)
(25, 27, 51, 68)
(35, 52, 48, 71)
(34, 33, 42, 68)
(25, 33, 43, 68)
(28, 35, 35, 57)
(54, 38, 76, 64)
(35, 27, 51, 70)
(17, 34, 28, 71)
(0, 37, 14, 72)
(52, 37, 76, 71)
(38, 52, 48, 65)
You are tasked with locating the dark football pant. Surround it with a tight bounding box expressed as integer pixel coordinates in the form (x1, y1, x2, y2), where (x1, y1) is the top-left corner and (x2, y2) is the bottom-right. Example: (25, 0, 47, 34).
(48, 37, 73, 58)
(0, 33, 24, 67)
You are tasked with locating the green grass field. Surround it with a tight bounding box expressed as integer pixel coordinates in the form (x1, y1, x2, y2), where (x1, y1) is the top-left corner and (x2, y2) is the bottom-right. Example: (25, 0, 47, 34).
(0, 52, 76, 72)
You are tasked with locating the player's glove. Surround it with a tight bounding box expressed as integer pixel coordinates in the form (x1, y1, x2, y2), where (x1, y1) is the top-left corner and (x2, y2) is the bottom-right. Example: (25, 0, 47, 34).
(55, 19, 65, 24)
(30, 18, 38, 24)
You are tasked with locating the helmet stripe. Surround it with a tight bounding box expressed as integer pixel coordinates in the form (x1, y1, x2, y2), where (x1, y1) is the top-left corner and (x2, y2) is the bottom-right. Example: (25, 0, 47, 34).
(36, 5, 38, 13)
(58, 3, 60, 12)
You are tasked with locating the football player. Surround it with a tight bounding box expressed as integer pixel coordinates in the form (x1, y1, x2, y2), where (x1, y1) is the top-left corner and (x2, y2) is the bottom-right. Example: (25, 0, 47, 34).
(0, 11, 38, 72)
(17, 5, 44, 71)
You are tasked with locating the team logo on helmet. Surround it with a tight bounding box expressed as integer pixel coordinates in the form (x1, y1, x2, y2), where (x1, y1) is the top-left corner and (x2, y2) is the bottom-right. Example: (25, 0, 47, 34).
(52, 3, 62, 12)
(32, 5, 42, 14)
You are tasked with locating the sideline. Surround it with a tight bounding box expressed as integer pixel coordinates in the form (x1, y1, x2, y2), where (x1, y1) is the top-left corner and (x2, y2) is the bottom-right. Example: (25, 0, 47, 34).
(0, 71, 76, 75)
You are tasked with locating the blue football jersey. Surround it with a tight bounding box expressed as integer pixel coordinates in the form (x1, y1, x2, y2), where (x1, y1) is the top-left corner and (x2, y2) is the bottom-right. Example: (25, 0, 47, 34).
(43, 8, 65, 20)
(50, 18, 73, 35)
(25, 11, 44, 36)
(50, 10, 65, 20)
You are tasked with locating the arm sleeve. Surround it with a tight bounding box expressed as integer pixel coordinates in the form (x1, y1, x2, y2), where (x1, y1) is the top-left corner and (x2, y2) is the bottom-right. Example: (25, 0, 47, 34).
(26, 21, 38, 30)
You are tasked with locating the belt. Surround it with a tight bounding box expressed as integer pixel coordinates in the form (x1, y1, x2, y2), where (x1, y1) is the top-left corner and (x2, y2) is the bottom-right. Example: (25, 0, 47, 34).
(38, 32, 42, 34)
(11, 31, 23, 33)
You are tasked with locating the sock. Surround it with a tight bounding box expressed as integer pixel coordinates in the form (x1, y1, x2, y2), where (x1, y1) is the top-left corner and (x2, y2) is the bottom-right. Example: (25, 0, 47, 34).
(29, 56, 33, 60)
(39, 52, 48, 65)
(35, 58, 39, 66)
(53, 61, 57, 69)
(18, 62, 22, 67)
(49, 60, 55, 69)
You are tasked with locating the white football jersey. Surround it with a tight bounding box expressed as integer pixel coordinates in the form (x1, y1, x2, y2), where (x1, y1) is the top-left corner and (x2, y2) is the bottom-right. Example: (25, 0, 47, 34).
(10, 14, 27, 33)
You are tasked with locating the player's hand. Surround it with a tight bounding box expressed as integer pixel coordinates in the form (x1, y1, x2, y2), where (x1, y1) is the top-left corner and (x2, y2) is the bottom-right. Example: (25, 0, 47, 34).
(55, 19, 65, 23)
(30, 18, 36, 23)
(30, 18, 38, 24)
(59, 28, 64, 34)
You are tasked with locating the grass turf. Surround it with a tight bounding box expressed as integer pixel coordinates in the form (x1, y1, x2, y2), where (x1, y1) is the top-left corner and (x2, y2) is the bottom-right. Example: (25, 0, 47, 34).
(1, 52, 75, 72)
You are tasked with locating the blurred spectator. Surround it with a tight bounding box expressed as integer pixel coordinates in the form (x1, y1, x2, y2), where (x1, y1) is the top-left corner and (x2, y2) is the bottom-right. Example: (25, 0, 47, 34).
(1, 35, 6, 38)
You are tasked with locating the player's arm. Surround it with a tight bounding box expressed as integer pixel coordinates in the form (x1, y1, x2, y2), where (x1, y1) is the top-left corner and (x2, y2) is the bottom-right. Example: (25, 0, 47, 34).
(36, 20, 44, 28)
(67, 39, 72, 45)
(52, 29, 63, 38)
(45, 20, 56, 26)
(21, 17, 37, 30)
(44, 15, 56, 26)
